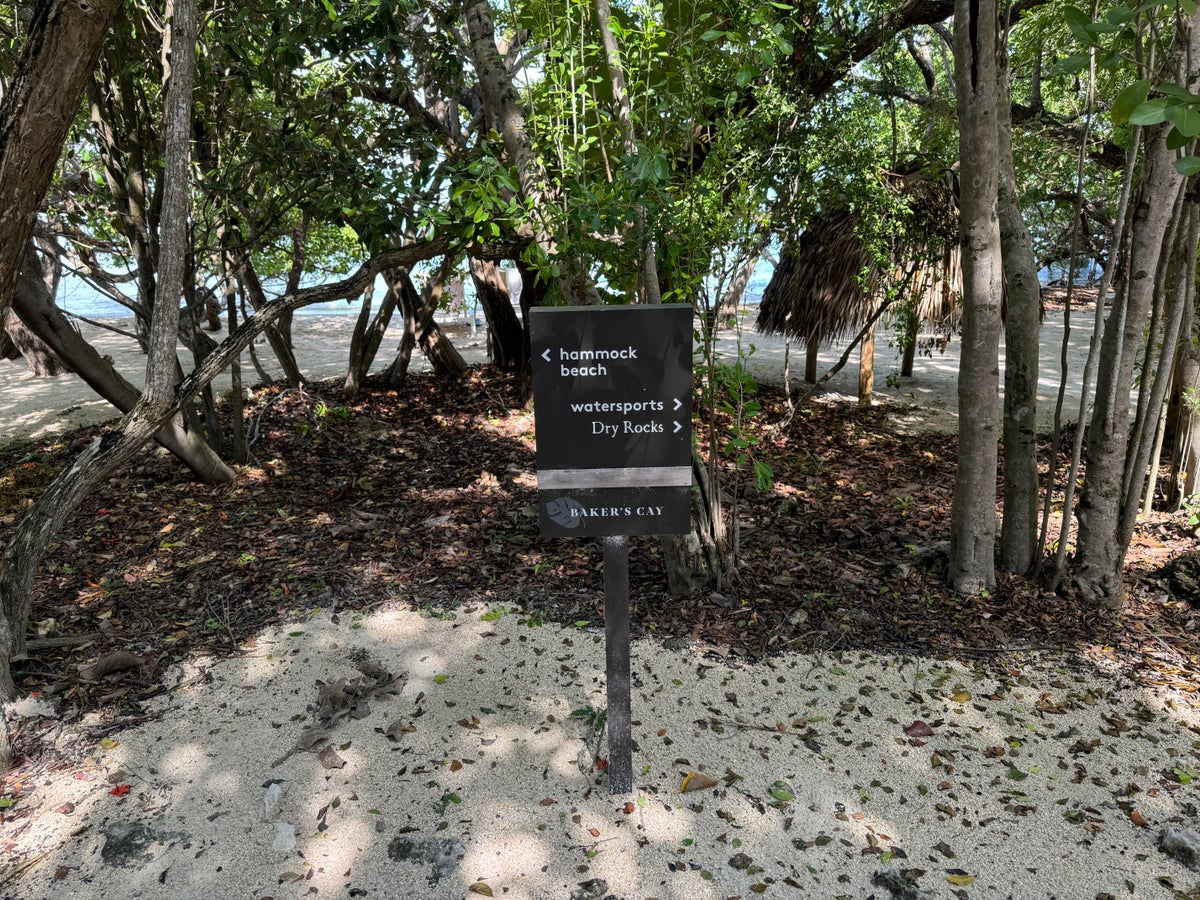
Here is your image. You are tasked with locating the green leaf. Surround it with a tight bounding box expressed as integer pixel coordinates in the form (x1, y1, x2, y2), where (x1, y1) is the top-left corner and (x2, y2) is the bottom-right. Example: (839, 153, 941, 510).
(1063, 6, 1096, 44)
(1112, 80, 1151, 125)
(1171, 104, 1200, 138)
(1167, 127, 1191, 150)
(1159, 83, 1197, 101)
(1106, 4, 1134, 23)
(1054, 53, 1091, 75)
(1174, 155, 1200, 176)
(1183, 0, 1198, 15)
(433, 674, 449, 684)
(1129, 98, 1173, 126)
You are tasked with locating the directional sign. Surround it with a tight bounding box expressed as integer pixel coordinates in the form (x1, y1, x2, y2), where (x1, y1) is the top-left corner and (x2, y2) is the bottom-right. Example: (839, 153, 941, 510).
(530, 304, 693, 537)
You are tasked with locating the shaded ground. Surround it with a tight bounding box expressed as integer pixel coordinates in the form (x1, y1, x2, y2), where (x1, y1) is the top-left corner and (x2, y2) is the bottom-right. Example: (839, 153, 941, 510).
(5, 355, 1200, 899)
(1, 362, 1196, 741)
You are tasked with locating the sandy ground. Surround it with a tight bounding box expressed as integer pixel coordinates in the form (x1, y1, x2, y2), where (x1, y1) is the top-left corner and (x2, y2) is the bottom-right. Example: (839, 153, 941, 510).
(6, 311, 1196, 900)
(0, 308, 1097, 442)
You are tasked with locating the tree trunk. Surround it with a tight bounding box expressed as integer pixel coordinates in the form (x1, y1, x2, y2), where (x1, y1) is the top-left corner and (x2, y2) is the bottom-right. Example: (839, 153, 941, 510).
(0, 0, 122, 321)
(419, 320, 468, 378)
(11, 245, 234, 482)
(470, 257, 525, 372)
(381, 259, 466, 386)
(1118, 202, 1197, 544)
(0, 0, 193, 780)
(463, 0, 596, 305)
(900, 314, 918, 377)
(858, 324, 875, 405)
(1073, 11, 1198, 608)
(224, 264, 247, 464)
(2, 305, 68, 375)
(948, 0, 1003, 594)
(996, 41, 1042, 575)
(1168, 347, 1200, 508)
(346, 282, 398, 400)
(237, 257, 304, 386)
(593, 0, 661, 305)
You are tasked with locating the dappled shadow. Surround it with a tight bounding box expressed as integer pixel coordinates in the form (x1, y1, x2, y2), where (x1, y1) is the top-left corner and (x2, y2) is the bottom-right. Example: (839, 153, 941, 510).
(4, 363, 1200, 896)
(5, 607, 1200, 898)
(1, 365, 1196, 718)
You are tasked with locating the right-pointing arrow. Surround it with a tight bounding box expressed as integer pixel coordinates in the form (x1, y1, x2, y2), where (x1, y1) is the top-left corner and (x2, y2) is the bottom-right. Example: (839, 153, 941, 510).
(673, 420, 683, 433)
(673, 397, 683, 411)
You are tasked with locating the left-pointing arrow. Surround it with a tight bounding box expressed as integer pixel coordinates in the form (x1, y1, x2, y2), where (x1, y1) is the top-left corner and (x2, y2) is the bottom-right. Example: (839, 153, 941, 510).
(542, 348, 552, 362)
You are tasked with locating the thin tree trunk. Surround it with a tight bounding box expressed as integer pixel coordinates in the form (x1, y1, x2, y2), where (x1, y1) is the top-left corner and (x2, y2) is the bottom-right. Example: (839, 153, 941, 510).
(346, 282, 394, 400)
(382, 259, 466, 386)
(463, 0, 596, 305)
(593, 0, 661, 305)
(1168, 349, 1200, 507)
(900, 314, 918, 377)
(470, 257, 525, 372)
(237, 258, 304, 386)
(859, 324, 875, 405)
(1119, 202, 1198, 546)
(996, 33, 1042, 575)
(2, 305, 68, 375)
(948, 0, 1003, 593)
(0, 0, 122, 322)
(11, 244, 234, 482)
(1073, 11, 1196, 607)
(224, 259, 247, 464)
(1045, 135, 1140, 588)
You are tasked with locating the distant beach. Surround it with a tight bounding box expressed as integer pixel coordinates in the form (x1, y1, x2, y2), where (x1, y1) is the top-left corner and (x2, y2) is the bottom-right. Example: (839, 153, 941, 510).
(0, 306, 1100, 444)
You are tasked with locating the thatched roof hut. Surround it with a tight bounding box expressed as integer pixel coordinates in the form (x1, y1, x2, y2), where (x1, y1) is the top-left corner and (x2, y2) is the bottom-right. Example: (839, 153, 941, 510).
(756, 169, 962, 347)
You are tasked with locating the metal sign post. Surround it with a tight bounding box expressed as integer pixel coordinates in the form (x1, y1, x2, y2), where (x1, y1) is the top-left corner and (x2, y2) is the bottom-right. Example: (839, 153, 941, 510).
(602, 535, 632, 794)
(530, 305, 693, 795)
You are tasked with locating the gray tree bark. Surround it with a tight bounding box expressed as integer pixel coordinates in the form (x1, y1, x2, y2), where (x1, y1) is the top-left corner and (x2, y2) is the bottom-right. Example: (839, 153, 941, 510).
(948, 0, 1003, 593)
(463, 0, 598, 305)
(996, 40, 1041, 575)
(0, 0, 194, 773)
(0, 0, 123, 320)
(470, 257, 525, 372)
(11, 244, 234, 482)
(1073, 9, 1200, 608)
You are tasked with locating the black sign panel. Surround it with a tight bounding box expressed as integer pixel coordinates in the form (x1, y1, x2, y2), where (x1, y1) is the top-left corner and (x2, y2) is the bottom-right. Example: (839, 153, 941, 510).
(530, 305, 693, 537)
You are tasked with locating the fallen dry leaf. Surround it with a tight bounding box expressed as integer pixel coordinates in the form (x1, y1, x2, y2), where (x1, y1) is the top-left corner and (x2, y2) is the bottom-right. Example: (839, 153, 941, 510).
(318, 746, 347, 770)
(681, 772, 719, 793)
(79, 650, 144, 681)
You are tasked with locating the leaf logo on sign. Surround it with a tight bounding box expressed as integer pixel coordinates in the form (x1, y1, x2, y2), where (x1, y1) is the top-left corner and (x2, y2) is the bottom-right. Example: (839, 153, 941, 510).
(546, 497, 585, 527)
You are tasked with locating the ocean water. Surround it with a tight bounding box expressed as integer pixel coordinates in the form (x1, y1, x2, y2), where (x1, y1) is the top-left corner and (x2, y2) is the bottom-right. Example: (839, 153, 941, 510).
(55, 265, 771, 321)
(56, 275, 402, 321)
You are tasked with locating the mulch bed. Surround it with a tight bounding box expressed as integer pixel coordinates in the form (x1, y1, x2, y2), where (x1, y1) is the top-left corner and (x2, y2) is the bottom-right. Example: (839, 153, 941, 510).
(2, 364, 1198, 757)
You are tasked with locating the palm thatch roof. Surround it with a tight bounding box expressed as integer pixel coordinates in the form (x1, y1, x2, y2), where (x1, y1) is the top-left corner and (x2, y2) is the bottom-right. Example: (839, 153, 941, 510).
(757, 169, 961, 345)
